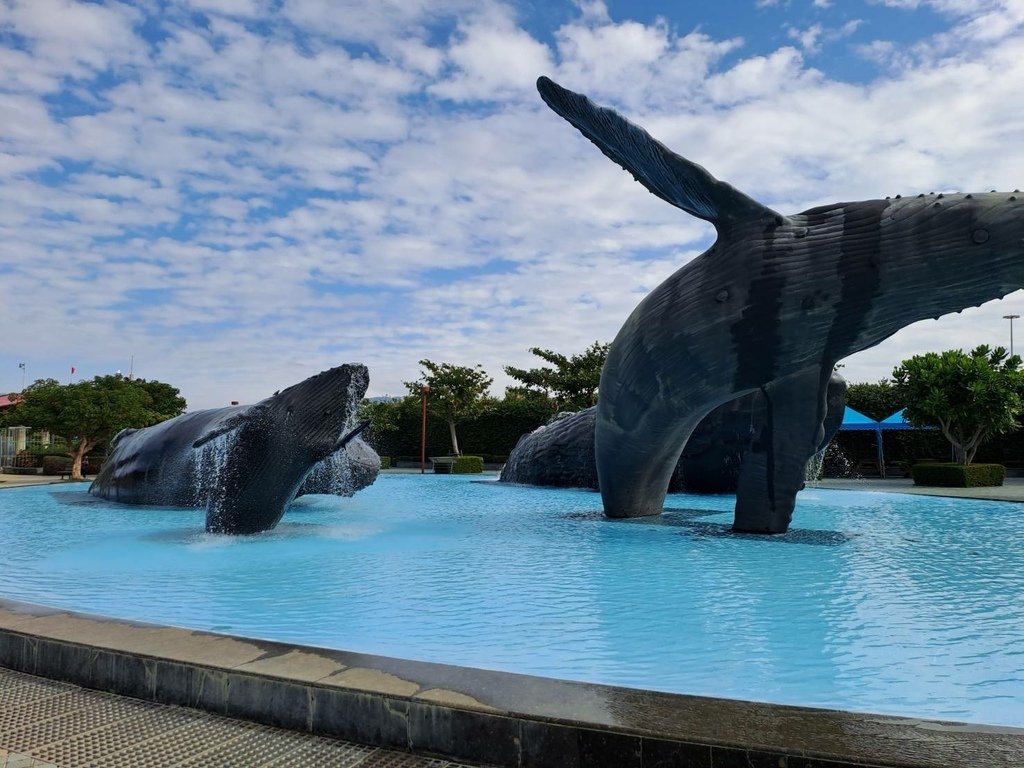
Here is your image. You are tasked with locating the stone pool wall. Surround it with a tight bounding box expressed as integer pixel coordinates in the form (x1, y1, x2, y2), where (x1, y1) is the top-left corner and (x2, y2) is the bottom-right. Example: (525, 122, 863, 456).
(0, 597, 1021, 768)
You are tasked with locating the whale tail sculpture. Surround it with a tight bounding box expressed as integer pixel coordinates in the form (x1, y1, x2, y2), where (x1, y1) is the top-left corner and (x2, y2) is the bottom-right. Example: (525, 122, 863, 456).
(90, 364, 375, 534)
(538, 75, 1024, 532)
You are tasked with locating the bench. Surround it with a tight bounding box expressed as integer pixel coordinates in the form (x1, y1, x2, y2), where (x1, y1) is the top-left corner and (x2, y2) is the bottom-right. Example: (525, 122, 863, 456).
(430, 456, 456, 474)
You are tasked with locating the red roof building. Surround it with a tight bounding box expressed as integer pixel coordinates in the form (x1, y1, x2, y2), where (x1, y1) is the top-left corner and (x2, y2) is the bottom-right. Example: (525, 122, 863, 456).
(0, 394, 22, 410)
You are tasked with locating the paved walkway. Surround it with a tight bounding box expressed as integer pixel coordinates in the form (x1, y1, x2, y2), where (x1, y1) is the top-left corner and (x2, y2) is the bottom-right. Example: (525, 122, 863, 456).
(811, 476, 1024, 502)
(0, 473, 79, 488)
(0, 667, 484, 768)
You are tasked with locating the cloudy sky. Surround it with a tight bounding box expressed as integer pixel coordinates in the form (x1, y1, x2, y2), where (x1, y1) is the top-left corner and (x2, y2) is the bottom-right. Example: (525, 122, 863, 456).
(3, 0, 1024, 408)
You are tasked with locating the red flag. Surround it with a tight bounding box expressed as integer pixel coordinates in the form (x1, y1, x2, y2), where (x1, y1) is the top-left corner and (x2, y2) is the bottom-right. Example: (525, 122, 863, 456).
(70, 366, 76, 375)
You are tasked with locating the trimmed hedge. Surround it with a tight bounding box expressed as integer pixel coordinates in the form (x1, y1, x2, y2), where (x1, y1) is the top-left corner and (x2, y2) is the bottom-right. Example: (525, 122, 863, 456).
(452, 455, 484, 474)
(41, 455, 73, 475)
(911, 462, 1005, 487)
(379, 456, 391, 469)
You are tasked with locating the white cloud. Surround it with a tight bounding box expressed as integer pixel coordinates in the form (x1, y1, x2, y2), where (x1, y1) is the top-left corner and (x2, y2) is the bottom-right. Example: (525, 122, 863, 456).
(787, 19, 863, 53)
(2, 0, 1024, 408)
(429, 11, 554, 101)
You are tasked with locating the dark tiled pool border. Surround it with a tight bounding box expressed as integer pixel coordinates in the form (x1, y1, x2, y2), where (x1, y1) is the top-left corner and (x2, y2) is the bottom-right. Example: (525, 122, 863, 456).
(0, 598, 1021, 768)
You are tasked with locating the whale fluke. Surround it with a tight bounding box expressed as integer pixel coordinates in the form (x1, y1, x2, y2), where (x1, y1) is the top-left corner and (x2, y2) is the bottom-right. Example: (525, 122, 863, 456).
(536, 76, 773, 225)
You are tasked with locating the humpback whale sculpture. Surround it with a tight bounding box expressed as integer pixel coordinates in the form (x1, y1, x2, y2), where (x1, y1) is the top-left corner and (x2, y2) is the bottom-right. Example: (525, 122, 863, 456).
(538, 76, 1024, 533)
(89, 364, 376, 534)
(500, 372, 846, 500)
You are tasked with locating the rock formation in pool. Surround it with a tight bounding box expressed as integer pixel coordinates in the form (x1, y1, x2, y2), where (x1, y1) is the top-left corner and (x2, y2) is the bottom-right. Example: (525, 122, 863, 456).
(500, 373, 846, 503)
(89, 363, 378, 534)
(538, 75, 1024, 533)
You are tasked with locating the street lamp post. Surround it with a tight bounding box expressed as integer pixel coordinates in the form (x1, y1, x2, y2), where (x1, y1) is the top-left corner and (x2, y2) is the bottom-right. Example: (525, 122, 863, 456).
(18, 362, 25, 391)
(1004, 314, 1020, 355)
(420, 384, 430, 474)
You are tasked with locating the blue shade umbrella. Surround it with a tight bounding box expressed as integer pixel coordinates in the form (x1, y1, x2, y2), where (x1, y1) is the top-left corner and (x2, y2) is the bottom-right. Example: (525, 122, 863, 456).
(838, 407, 884, 474)
(879, 408, 927, 430)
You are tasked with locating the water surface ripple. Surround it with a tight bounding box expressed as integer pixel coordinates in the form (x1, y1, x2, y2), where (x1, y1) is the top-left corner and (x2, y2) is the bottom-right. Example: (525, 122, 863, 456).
(2, 477, 1022, 726)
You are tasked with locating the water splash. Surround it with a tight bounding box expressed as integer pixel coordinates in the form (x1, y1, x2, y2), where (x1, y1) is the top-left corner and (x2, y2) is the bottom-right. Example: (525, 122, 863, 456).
(806, 442, 856, 483)
(194, 432, 234, 509)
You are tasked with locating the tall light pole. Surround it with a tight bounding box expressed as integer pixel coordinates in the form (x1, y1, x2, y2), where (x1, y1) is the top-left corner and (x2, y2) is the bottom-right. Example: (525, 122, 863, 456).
(420, 384, 430, 474)
(18, 362, 25, 391)
(1004, 314, 1020, 355)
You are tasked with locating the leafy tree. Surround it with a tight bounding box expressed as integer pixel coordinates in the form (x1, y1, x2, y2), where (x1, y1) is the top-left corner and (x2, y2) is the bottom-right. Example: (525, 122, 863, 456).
(5, 375, 187, 480)
(845, 379, 903, 421)
(133, 378, 187, 421)
(405, 360, 493, 456)
(359, 398, 402, 447)
(504, 341, 610, 411)
(892, 345, 1024, 465)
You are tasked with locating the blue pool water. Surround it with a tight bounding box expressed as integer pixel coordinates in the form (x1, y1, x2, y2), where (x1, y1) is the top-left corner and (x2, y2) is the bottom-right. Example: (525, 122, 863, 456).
(1, 475, 1022, 726)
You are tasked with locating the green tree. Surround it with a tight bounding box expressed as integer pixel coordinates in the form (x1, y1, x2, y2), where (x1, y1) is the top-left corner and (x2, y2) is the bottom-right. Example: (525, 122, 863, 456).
(358, 398, 402, 447)
(845, 379, 903, 421)
(5, 375, 187, 480)
(405, 360, 493, 456)
(504, 341, 610, 411)
(892, 345, 1024, 465)
(133, 378, 187, 421)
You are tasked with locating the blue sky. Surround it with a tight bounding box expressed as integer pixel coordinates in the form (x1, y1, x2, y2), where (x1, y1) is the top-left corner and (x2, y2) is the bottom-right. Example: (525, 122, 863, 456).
(3, 0, 1024, 408)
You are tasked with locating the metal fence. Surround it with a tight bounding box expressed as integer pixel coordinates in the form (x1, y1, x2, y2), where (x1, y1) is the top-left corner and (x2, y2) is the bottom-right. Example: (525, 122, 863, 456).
(0, 426, 66, 469)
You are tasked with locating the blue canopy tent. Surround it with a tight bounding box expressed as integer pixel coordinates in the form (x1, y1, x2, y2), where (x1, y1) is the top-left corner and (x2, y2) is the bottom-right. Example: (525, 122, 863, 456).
(836, 408, 938, 476)
(879, 408, 916, 430)
(837, 407, 885, 474)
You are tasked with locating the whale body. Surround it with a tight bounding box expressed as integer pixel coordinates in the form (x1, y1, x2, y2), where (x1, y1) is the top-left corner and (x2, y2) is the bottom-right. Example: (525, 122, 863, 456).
(538, 76, 1024, 532)
(89, 363, 375, 534)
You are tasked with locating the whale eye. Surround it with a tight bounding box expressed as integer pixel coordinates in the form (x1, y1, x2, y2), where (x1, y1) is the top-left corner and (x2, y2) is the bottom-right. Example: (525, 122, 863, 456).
(972, 229, 990, 244)
(715, 289, 730, 303)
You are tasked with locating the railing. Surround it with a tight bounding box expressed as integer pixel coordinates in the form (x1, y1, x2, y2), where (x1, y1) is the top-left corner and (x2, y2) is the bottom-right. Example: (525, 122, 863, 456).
(0, 427, 68, 470)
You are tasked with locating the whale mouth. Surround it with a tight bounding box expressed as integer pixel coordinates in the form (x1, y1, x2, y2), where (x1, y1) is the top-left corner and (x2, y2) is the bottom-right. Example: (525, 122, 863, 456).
(268, 363, 370, 457)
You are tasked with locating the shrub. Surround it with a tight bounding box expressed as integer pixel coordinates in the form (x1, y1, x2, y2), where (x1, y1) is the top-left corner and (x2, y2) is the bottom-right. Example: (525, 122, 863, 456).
(452, 455, 484, 474)
(379, 456, 391, 470)
(12, 450, 38, 468)
(911, 462, 1005, 487)
(42, 455, 73, 475)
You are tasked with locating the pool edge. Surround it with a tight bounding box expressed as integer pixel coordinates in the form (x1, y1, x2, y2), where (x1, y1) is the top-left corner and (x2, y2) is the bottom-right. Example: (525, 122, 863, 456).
(1, 597, 1021, 768)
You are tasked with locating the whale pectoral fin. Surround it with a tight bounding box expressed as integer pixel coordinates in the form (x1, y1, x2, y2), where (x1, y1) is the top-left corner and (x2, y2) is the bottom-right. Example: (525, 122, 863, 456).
(536, 76, 775, 225)
(191, 408, 263, 449)
(331, 420, 371, 454)
(110, 427, 139, 448)
(733, 368, 832, 533)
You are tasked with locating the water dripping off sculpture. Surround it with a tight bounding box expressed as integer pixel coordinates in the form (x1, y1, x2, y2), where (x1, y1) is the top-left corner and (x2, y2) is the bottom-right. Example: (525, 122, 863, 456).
(89, 364, 379, 534)
(502, 76, 1024, 534)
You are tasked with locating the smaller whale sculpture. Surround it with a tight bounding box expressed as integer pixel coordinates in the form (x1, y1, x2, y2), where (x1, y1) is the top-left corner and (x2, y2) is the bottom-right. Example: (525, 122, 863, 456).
(298, 434, 380, 497)
(89, 364, 376, 534)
